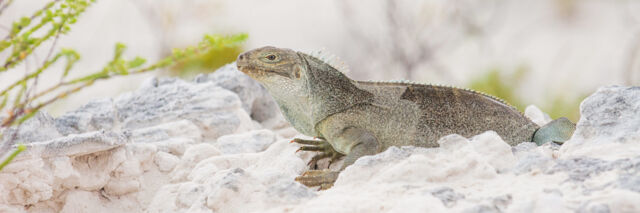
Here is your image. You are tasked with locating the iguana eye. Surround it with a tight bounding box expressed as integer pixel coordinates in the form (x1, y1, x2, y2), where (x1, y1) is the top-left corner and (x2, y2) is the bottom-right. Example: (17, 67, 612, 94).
(260, 53, 281, 63)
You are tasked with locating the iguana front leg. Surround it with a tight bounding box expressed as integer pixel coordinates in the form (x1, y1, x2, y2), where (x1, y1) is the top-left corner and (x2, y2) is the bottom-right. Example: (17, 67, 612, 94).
(295, 127, 379, 189)
(291, 137, 345, 169)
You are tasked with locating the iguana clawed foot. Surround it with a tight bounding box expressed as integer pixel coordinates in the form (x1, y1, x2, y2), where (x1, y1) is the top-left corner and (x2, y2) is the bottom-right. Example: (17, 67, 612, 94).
(291, 138, 344, 190)
(291, 137, 344, 169)
(294, 169, 339, 190)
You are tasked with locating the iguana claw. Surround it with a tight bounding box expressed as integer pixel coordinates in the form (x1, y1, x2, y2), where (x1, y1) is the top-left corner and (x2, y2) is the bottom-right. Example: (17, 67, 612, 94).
(295, 169, 339, 190)
(291, 137, 344, 169)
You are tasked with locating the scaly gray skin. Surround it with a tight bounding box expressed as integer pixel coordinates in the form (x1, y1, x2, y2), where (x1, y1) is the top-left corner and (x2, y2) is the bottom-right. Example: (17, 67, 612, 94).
(236, 46, 575, 189)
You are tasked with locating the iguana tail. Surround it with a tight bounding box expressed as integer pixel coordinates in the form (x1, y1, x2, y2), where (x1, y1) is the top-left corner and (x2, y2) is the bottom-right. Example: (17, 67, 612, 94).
(532, 117, 576, 145)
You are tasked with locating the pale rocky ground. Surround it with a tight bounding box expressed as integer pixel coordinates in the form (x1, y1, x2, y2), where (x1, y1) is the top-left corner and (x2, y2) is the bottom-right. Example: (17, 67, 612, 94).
(0, 64, 639, 213)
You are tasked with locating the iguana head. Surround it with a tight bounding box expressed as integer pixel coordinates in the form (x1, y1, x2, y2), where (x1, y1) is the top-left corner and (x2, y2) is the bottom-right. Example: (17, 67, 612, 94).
(237, 46, 315, 135)
(236, 46, 307, 90)
(237, 46, 373, 136)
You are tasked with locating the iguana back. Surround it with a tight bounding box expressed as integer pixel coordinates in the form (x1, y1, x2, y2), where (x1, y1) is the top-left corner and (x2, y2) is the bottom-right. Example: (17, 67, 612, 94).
(353, 81, 539, 147)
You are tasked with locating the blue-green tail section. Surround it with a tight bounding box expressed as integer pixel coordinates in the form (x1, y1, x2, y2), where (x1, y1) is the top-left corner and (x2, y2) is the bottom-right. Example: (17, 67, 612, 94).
(532, 117, 576, 145)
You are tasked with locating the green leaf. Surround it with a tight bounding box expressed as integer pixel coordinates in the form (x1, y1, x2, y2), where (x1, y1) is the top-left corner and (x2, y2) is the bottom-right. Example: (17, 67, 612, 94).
(172, 48, 184, 58)
(113, 43, 126, 60)
(168, 33, 247, 77)
(127, 57, 146, 69)
(67, 71, 109, 84)
(45, 9, 53, 18)
(0, 144, 26, 171)
(0, 94, 8, 110)
(19, 17, 31, 28)
(17, 109, 39, 124)
(61, 48, 80, 78)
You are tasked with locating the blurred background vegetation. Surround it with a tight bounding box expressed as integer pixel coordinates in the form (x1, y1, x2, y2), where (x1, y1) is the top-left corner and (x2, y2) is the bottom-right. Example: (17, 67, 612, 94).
(468, 67, 584, 122)
(168, 40, 244, 79)
(2, 0, 639, 125)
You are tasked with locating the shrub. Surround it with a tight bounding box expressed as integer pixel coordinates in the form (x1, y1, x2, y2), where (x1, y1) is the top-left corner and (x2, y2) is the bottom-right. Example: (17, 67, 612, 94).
(0, 0, 246, 170)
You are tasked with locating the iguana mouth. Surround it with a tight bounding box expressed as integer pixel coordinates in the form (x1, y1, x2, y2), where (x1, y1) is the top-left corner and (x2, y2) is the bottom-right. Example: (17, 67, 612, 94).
(236, 63, 258, 74)
(236, 65, 250, 74)
(237, 65, 289, 78)
(236, 52, 252, 74)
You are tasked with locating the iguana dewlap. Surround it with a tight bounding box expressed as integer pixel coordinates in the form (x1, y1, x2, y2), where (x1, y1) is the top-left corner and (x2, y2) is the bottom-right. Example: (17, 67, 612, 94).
(236, 46, 575, 189)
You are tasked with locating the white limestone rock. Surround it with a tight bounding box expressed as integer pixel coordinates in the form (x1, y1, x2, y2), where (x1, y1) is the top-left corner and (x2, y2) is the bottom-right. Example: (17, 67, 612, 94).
(561, 86, 640, 159)
(170, 143, 223, 182)
(0, 112, 62, 155)
(148, 139, 314, 213)
(114, 77, 259, 138)
(524, 105, 553, 126)
(55, 98, 117, 136)
(194, 63, 281, 124)
(152, 137, 196, 156)
(129, 120, 202, 143)
(213, 129, 277, 154)
(154, 151, 180, 172)
(13, 130, 129, 161)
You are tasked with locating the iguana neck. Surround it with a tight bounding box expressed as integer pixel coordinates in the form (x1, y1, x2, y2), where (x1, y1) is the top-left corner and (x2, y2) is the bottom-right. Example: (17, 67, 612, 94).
(262, 82, 316, 136)
(299, 54, 374, 128)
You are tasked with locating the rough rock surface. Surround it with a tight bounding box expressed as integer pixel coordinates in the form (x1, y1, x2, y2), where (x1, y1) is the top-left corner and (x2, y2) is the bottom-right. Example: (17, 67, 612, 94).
(560, 86, 640, 160)
(0, 64, 638, 213)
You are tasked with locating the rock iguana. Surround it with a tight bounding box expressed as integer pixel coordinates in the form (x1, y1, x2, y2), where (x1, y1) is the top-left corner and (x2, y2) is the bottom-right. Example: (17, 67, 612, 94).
(236, 46, 575, 189)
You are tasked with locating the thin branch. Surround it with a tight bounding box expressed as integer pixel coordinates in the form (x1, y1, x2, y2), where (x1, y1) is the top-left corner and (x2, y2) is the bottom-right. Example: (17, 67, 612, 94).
(1, 79, 91, 127)
(2, 0, 59, 41)
(29, 80, 93, 115)
(0, 0, 13, 17)
(0, 52, 63, 97)
(28, 52, 41, 100)
(45, 23, 62, 70)
(0, 112, 23, 155)
(23, 49, 30, 108)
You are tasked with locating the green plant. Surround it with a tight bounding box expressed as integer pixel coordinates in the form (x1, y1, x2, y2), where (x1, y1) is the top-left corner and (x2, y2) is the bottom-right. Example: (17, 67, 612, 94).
(468, 66, 583, 123)
(541, 94, 585, 123)
(468, 66, 528, 110)
(0, 0, 247, 170)
(169, 43, 245, 78)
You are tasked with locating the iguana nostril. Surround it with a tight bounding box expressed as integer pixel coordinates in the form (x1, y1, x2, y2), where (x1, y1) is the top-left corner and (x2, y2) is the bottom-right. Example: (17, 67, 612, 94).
(238, 54, 244, 60)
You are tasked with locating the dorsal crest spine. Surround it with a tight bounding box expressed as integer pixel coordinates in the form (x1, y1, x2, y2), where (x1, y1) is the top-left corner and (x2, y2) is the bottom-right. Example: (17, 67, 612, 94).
(360, 79, 515, 108)
(303, 48, 350, 74)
